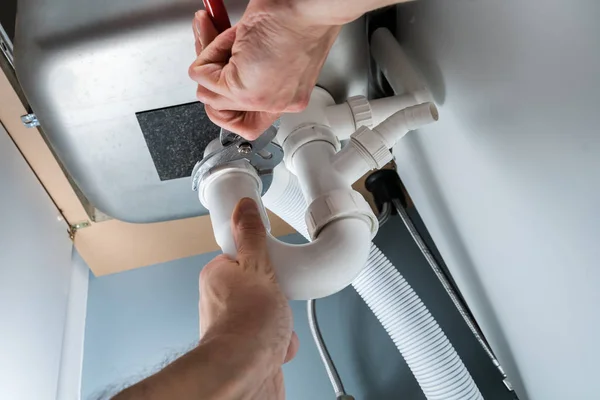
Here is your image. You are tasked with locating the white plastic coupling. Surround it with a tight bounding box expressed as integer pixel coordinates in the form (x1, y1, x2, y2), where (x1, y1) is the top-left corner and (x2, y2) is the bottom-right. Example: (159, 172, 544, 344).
(282, 124, 341, 174)
(346, 95, 373, 129)
(350, 126, 393, 170)
(198, 160, 263, 208)
(305, 189, 378, 241)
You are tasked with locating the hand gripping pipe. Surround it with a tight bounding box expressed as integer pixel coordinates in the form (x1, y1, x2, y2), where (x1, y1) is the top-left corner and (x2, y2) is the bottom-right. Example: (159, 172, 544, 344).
(199, 86, 482, 398)
(199, 88, 379, 300)
(198, 88, 438, 300)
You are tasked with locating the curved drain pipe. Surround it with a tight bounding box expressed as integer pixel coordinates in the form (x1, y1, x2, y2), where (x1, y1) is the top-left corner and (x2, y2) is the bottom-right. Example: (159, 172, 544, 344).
(200, 155, 375, 300)
(198, 87, 482, 398)
(199, 88, 436, 300)
(263, 165, 483, 400)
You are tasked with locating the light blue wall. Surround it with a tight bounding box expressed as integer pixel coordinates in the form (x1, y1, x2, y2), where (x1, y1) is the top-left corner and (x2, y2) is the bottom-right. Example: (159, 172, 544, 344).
(82, 218, 513, 400)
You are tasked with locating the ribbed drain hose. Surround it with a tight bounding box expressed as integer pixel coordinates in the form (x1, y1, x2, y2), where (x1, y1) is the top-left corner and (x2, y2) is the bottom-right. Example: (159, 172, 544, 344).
(263, 166, 483, 400)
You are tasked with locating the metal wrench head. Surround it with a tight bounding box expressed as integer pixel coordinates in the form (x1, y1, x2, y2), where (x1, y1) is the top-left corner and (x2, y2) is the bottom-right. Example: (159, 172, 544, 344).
(192, 125, 282, 192)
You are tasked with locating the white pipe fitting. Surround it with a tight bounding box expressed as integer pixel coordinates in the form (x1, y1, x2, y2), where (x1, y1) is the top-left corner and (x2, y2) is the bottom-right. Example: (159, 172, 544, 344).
(291, 140, 347, 203)
(324, 27, 437, 141)
(200, 86, 437, 300)
(199, 161, 373, 300)
(332, 103, 439, 185)
(372, 102, 439, 148)
(200, 87, 379, 300)
(199, 161, 271, 257)
(277, 87, 335, 146)
(326, 94, 424, 140)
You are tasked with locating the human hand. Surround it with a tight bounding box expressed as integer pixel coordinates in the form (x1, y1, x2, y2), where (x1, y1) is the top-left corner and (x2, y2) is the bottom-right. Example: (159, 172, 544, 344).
(199, 198, 299, 399)
(189, 3, 342, 139)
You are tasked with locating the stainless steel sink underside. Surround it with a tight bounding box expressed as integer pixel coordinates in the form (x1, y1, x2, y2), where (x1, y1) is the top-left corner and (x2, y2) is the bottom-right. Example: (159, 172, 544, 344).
(15, 0, 369, 223)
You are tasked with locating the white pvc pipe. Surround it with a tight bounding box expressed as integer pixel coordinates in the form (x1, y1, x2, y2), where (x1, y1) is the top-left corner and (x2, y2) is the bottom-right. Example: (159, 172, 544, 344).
(291, 141, 347, 203)
(373, 102, 439, 148)
(277, 87, 335, 145)
(201, 163, 372, 300)
(263, 166, 483, 400)
(325, 102, 356, 139)
(202, 164, 271, 257)
(370, 95, 422, 127)
(325, 94, 423, 140)
(331, 103, 439, 185)
(269, 219, 371, 299)
(370, 27, 433, 103)
(331, 144, 372, 185)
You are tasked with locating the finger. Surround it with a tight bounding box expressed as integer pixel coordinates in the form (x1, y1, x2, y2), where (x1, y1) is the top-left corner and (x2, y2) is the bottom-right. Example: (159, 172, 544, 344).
(195, 10, 219, 50)
(231, 198, 269, 271)
(195, 85, 236, 111)
(189, 27, 237, 97)
(284, 332, 300, 364)
(193, 13, 203, 56)
(205, 106, 280, 140)
(197, 26, 236, 65)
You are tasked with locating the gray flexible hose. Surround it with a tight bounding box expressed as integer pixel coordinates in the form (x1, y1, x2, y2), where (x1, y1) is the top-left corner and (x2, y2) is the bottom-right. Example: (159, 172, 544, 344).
(307, 300, 348, 398)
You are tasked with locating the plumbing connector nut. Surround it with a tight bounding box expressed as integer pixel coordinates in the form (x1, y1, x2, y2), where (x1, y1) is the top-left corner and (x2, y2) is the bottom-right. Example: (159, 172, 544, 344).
(283, 124, 340, 174)
(351, 126, 393, 170)
(346, 95, 373, 129)
(197, 160, 262, 208)
(306, 189, 379, 240)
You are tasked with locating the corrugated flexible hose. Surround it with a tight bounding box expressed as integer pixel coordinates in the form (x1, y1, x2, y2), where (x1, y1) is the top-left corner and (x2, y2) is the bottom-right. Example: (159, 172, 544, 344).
(263, 165, 483, 400)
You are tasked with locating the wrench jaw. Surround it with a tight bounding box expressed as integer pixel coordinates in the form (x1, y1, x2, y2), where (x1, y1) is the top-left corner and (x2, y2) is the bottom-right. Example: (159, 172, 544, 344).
(191, 126, 283, 194)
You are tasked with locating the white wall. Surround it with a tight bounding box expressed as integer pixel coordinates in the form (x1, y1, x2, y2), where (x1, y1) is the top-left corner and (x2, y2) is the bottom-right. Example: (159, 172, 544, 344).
(0, 124, 85, 400)
(392, 2, 600, 400)
(56, 249, 89, 400)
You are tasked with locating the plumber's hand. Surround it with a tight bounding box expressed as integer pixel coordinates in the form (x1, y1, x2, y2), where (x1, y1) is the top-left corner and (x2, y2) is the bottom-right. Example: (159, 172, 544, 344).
(189, 2, 343, 140)
(199, 198, 299, 399)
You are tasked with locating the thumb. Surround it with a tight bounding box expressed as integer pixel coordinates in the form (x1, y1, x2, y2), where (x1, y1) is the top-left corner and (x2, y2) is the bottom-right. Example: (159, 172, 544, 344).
(231, 198, 270, 272)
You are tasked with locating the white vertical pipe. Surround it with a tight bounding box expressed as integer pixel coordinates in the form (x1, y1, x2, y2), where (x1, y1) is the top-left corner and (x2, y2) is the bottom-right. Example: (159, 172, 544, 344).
(291, 141, 347, 204)
(278, 87, 335, 145)
(371, 28, 433, 103)
(325, 103, 356, 139)
(202, 168, 269, 257)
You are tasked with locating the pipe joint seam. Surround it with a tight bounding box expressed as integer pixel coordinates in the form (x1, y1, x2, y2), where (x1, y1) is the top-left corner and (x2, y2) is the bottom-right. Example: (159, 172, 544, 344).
(283, 124, 340, 173)
(198, 160, 262, 207)
(350, 126, 393, 170)
(346, 95, 373, 129)
(305, 188, 378, 240)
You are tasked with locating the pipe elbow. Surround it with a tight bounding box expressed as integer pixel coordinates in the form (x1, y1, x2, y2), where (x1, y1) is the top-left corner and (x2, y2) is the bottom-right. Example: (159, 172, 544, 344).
(268, 217, 372, 300)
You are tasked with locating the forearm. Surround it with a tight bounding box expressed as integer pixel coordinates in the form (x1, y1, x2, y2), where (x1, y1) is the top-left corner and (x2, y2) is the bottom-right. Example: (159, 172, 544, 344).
(259, 0, 412, 26)
(113, 334, 272, 400)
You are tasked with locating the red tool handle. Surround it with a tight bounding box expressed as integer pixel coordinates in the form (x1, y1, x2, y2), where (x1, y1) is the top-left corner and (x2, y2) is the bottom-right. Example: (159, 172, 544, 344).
(202, 0, 232, 33)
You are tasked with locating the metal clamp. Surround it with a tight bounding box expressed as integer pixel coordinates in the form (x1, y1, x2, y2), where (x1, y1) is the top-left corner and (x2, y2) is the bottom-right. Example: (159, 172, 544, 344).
(21, 113, 40, 128)
(191, 125, 283, 194)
